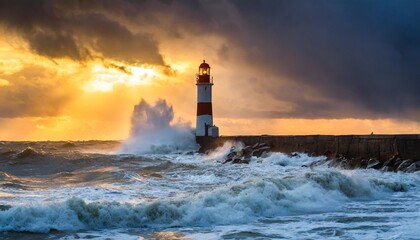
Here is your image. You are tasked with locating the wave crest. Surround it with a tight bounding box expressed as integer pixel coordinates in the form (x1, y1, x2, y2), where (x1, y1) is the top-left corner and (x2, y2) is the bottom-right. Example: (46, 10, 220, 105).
(0, 169, 408, 233)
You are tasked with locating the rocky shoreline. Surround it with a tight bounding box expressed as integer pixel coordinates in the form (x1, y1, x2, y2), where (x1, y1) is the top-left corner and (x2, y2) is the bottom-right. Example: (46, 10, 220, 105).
(319, 154, 419, 173)
(198, 135, 420, 172)
(220, 141, 420, 173)
(222, 142, 271, 164)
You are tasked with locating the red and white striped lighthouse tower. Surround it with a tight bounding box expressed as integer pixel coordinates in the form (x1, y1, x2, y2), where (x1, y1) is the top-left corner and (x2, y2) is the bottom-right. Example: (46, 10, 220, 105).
(196, 60, 218, 137)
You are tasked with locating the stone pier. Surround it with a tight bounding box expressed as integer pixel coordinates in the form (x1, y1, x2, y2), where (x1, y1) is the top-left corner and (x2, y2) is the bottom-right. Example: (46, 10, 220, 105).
(196, 135, 420, 161)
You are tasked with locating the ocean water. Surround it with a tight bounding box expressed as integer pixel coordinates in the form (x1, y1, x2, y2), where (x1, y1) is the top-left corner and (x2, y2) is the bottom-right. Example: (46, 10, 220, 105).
(0, 140, 419, 240)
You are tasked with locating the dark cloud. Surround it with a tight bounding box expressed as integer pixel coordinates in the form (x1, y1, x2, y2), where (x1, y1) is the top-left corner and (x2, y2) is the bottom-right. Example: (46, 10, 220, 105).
(0, 0, 163, 64)
(225, 0, 420, 120)
(1, 0, 419, 120)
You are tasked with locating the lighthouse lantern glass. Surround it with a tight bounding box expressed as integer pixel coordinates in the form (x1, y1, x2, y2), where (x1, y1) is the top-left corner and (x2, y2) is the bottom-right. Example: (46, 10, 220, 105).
(199, 67, 210, 75)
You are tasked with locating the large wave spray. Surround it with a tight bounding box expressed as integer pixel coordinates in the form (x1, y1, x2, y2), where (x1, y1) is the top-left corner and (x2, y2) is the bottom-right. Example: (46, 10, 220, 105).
(119, 99, 198, 154)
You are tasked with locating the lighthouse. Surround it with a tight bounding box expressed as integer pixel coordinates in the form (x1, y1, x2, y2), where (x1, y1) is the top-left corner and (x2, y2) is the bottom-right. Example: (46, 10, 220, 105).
(196, 60, 219, 137)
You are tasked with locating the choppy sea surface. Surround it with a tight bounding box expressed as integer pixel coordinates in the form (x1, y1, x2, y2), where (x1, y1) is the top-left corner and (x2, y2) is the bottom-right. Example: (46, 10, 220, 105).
(0, 140, 419, 240)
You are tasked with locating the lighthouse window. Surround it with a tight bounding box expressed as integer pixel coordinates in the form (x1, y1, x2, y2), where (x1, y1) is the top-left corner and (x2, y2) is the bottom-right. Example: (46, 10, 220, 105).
(200, 68, 210, 75)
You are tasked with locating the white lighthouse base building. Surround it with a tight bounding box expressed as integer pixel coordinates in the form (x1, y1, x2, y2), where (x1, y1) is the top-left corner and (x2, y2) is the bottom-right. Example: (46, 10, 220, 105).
(208, 125, 219, 137)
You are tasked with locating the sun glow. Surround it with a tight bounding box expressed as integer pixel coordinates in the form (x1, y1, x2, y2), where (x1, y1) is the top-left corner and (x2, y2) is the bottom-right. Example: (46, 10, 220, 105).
(0, 78, 10, 87)
(82, 64, 159, 92)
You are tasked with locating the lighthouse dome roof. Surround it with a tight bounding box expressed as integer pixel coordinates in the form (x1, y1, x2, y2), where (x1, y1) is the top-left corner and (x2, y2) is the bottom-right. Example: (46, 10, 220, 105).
(199, 60, 210, 68)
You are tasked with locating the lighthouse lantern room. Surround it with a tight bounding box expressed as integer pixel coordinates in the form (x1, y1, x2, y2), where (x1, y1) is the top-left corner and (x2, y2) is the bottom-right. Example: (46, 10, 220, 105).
(196, 60, 219, 137)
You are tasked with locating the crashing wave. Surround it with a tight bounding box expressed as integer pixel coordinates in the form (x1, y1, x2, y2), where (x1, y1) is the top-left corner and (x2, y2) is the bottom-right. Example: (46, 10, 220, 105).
(119, 99, 198, 154)
(0, 169, 408, 233)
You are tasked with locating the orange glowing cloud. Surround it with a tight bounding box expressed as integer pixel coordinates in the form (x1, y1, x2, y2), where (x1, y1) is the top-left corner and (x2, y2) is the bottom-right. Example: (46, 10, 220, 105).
(0, 1, 419, 140)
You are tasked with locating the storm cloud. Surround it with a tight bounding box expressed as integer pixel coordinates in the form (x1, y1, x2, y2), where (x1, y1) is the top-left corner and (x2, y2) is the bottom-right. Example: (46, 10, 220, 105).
(228, 1, 420, 120)
(0, 0, 420, 120)
(0, 0, 163, 64)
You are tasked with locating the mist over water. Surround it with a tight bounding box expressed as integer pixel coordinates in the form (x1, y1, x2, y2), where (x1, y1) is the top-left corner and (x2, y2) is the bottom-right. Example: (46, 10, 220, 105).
(119, 99, 198, 154)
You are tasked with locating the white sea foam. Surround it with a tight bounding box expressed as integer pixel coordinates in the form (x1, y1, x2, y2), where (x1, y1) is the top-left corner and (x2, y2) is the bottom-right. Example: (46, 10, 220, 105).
(2, 141, 419, 239)
(119, 99, 198, 154)
(204, 141, 245, 162)
(0, 169, 409, 233)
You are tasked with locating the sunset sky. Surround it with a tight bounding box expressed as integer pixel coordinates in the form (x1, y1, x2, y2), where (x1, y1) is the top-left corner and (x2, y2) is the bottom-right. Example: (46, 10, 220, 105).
(1, 0, 420, 140)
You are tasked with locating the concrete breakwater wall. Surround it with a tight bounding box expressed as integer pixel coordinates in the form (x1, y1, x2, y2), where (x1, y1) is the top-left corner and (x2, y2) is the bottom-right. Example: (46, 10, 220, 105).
(196, 135, 420, 161)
